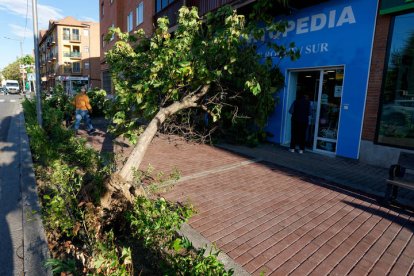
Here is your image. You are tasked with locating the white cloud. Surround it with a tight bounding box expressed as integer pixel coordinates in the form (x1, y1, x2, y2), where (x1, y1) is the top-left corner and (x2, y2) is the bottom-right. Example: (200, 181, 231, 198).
(80, 16, 97, 22)
(8, 23, 33, 38)
(0, 0, 63, 29)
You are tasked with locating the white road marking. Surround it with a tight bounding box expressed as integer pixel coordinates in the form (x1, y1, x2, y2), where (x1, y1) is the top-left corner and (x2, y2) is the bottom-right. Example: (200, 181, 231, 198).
(0, 99, 5, 102)
(10, 99, 16, 102)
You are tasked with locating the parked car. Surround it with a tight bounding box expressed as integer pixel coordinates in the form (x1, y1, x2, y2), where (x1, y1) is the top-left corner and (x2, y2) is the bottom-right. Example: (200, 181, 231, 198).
(2, 80, 20, 94)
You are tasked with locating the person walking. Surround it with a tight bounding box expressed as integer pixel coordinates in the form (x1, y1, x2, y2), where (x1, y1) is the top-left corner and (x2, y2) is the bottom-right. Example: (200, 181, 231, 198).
(72, 87, 95, 135)
(289, 93, 310, 154)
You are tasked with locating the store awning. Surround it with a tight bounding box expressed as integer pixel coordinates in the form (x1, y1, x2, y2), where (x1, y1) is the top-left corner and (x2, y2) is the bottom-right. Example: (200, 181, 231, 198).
(380, 0, 414, 15)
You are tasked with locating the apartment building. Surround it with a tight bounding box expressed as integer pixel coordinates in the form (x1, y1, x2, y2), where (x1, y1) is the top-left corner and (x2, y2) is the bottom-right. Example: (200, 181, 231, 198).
(39, 16, 101, 94)
(99, 0, 256, 93)
(99, 0, 326, 92)
(100, 0, 154, 93)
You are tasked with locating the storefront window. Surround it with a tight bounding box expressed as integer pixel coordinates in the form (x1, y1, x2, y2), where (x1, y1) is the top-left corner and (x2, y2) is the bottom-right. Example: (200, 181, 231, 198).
(377, 12, 414, 148)
(72, 80, 88, 93)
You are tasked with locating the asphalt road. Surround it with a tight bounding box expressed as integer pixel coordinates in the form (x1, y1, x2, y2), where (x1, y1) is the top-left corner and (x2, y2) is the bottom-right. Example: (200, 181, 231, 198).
(0, 94, 24, 275)
(0, 95, 20, 140)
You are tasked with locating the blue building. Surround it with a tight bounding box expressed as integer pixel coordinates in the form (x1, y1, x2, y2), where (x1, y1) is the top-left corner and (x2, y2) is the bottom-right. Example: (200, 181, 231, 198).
(258, 0, 379, 160)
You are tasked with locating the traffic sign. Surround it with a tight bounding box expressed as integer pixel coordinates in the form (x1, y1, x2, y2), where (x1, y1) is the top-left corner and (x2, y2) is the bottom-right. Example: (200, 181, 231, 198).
(27, 73, 35, 81)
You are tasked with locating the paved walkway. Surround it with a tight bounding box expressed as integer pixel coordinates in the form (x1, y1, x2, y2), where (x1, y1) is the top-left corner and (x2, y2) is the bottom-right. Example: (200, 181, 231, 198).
(219, 143, 414, 206)
(86, 123, 414, 275)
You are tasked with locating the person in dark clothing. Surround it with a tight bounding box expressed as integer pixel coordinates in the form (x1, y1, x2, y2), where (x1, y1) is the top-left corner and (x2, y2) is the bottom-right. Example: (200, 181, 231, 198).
(289, 93, 310, 154)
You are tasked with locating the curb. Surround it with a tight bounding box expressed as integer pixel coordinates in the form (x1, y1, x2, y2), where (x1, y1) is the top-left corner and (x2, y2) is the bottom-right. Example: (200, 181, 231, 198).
(17, 103, 51, 275)
(178, 223, 251, 276)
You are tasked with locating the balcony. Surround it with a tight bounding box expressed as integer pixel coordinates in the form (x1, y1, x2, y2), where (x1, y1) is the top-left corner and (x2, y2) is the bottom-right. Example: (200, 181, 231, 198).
(63, 67, 72, 74)
(164, 0, 330, 21)
(195, 0, 330, 15)
(188, 0, 234, 15)
(45, 35, 56, 47)
(154, 0, 247, 26)
(70, 35, 80, 42)
(63, 52, 81, 59)
(47, 53, 56, 62)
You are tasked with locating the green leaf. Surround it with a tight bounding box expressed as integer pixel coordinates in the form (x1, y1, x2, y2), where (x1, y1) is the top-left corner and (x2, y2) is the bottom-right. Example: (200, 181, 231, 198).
(173, 238, 183, 252)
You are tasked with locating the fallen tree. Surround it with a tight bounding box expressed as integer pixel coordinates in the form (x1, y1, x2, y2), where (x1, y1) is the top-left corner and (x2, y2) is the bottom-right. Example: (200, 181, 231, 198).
(103, 3, 299, 207)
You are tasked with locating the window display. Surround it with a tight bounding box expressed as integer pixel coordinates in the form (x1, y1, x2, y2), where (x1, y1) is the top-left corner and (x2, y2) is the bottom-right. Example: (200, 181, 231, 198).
(377, 12, 414, 148)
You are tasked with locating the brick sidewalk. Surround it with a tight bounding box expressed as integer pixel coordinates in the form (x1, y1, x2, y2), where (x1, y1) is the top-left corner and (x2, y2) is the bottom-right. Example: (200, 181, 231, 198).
(85, 127, 414, 275)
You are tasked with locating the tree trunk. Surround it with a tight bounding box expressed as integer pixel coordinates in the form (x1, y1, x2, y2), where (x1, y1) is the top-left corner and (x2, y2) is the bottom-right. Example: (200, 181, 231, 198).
(119, 84, 210, 183)
(100, 85, 210, 211)
(118, 108, 168, 182)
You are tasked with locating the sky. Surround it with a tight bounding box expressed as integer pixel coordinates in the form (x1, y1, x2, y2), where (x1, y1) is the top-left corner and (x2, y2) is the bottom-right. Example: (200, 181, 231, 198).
(0, 0, 98, 69)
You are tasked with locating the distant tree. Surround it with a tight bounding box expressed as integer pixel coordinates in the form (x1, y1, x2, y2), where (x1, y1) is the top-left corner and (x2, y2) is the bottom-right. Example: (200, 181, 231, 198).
(21, 55, 35, 73)
(1, 55, 34, 80)
(20, 55, 34, 65)
(2, 59, 20, 80)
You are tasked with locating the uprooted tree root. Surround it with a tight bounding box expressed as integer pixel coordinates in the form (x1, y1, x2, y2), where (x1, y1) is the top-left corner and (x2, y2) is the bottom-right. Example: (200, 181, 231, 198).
(100, 173, 146, 225)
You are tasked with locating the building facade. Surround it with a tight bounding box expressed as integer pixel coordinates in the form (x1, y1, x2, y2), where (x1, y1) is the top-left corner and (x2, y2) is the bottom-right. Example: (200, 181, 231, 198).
(39, 17, 101, 94)
(100, 0, 154, 93)
(261, 0, 378, 161)
(99, 0, 252, 93)
(99, 0, 414, 168)
(360, 0, 414, 167)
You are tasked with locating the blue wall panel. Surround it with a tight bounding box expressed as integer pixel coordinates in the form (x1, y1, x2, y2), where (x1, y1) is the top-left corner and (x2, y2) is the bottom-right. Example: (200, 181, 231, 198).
(260, 0, 378, 159)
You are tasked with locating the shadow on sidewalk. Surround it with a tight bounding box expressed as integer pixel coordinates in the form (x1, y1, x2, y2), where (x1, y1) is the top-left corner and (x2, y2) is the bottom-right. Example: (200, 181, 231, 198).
(342, 200, 414, 233)
(219, 142, 414, 209)
(1, 108, 49, 275)
(0, 113, 21, 275)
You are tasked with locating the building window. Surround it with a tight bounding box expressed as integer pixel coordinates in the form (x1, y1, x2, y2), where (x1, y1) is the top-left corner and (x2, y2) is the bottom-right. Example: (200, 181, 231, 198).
(72, 29, 80, 41)
(137, 2, 144, 26)
(111, 23, 115, 41)
(110, 0, 114, 4)
(101, 1, 104, 17)
(84, 46, 89, 53)
(63, 63, 71, 74)
(83, 29, 89, 37)
(63, 28, 70, 40)
(127, 12, 133, 32)
(377, 12, 414, 149)
(72, 62, 81, 73)
(156, 0, 175, 13)
(102, 70, 112, 93)
(102, 34, 106, 48)
(84, 62, 90, 70)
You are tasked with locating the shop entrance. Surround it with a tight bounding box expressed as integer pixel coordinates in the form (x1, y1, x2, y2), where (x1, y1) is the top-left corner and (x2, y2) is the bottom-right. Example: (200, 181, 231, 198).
(286, 67, 344, 154)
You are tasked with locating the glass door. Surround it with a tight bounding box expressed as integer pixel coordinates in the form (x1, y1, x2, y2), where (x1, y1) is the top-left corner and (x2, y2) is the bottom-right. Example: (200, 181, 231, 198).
(285, 70, 320, 148)
(313, 68, 344, 153)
